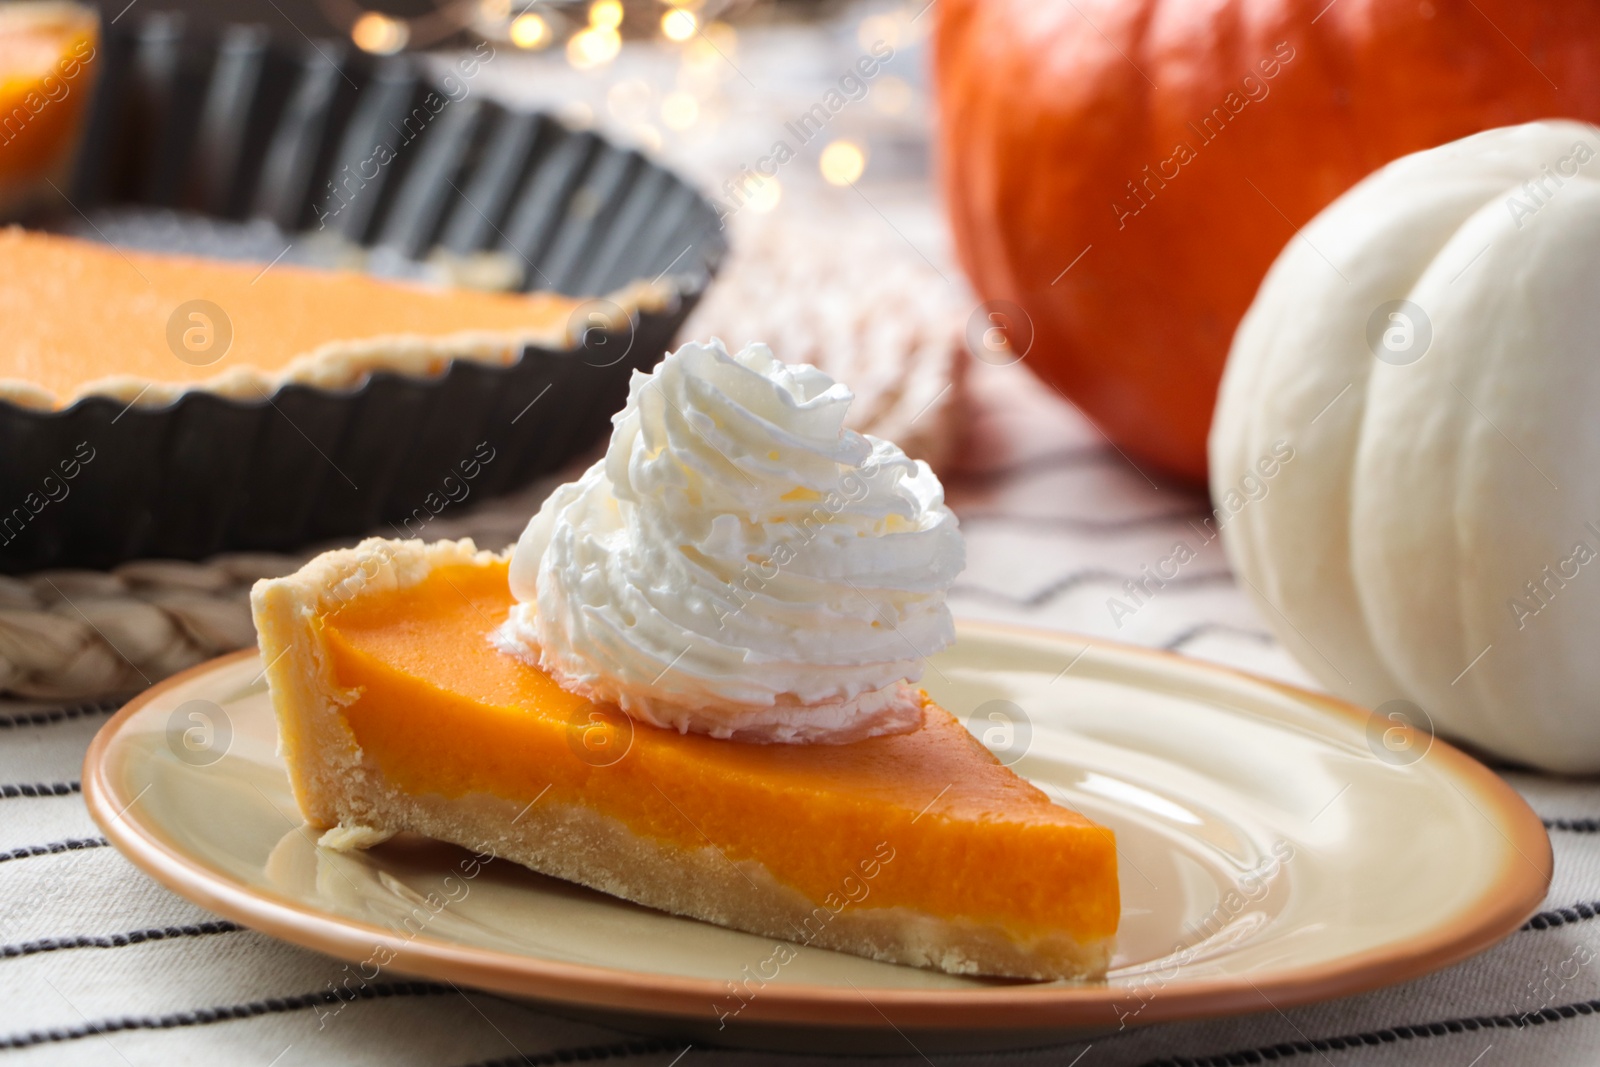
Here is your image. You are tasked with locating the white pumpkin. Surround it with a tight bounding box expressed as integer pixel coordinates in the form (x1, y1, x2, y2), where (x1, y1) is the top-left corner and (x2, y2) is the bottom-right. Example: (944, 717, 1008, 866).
(1211, 120, 1600, 774)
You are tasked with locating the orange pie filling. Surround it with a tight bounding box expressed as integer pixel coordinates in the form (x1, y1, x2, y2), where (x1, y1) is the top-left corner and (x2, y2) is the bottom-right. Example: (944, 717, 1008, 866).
(315, 559, 1120, 953)
(0, 229, 661, 410)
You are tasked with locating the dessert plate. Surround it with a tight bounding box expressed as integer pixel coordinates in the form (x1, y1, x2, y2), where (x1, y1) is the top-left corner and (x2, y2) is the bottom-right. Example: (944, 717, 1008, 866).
(83, 621, 1550, 1053)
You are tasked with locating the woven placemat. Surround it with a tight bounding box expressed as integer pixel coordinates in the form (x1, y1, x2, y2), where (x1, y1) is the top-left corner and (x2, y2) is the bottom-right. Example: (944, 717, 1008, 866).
(0, 472, 565, 703)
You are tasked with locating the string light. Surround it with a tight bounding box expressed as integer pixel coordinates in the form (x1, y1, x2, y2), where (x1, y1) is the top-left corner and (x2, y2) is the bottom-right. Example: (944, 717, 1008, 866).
(509, 12, 550, 48)
(589, 0, 623, 29)
(568, 26, 621, 67)
(351, 11, 408, 53)
(819, 140, 866, 186)
(746, 175, 780, 213)
(661, 8, 697, 41)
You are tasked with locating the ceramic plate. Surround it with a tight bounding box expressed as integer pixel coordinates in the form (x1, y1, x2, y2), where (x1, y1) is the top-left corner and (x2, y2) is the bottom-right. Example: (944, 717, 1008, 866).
(83, 622, 1550, 1053)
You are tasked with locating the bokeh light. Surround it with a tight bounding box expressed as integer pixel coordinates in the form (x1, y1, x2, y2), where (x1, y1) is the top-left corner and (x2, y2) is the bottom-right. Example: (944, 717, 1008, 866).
(746, 175, 781, 213)
(662, 9, 697, 42)
(819, 140, 866, 186)
(568, 26, 622, 68)
(351, 12, 408, 54)
(509, 12, 551, 49)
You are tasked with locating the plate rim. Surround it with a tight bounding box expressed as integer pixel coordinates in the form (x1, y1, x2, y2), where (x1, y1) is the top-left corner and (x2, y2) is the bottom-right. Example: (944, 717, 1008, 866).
(82, 625, 1553, 1032)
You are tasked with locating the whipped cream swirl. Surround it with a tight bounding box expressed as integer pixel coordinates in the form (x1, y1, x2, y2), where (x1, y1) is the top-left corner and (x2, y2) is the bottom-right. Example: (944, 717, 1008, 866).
(498, 339, 965, 743)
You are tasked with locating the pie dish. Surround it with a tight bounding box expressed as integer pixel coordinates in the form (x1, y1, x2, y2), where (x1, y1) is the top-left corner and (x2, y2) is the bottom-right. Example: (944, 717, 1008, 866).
(251, 537, 1121, 981)
(0, 12, 722, 572)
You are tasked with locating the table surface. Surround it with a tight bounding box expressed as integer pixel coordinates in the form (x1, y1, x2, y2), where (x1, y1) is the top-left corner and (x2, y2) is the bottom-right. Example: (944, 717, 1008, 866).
(4, 6, 1600, 1065)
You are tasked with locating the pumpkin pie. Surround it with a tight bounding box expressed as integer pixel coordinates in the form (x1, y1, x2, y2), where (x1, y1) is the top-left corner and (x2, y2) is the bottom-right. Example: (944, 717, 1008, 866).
(0, 228, 657, 410)
(252, 537, 1121, 980)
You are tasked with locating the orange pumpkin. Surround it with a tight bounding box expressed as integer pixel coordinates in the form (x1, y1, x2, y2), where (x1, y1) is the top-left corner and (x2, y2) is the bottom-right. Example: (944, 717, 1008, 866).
(935, 0, 1600, 481)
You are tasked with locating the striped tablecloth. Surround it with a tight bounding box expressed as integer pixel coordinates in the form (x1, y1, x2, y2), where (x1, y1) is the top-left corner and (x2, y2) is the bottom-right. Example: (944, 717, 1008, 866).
(2, 359, 1598, 1067)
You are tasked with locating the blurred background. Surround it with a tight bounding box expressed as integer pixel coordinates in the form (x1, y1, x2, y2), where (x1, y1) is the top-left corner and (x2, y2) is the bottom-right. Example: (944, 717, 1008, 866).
(67, 0, 946, 250)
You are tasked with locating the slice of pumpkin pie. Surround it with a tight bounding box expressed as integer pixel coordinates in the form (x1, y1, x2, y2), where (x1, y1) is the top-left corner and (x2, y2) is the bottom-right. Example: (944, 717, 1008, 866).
(252, 340, 1120, 980)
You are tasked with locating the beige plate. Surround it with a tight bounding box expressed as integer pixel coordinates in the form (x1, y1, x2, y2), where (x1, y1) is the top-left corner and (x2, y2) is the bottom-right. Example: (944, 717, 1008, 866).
(84, 622, 1550, 1053)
